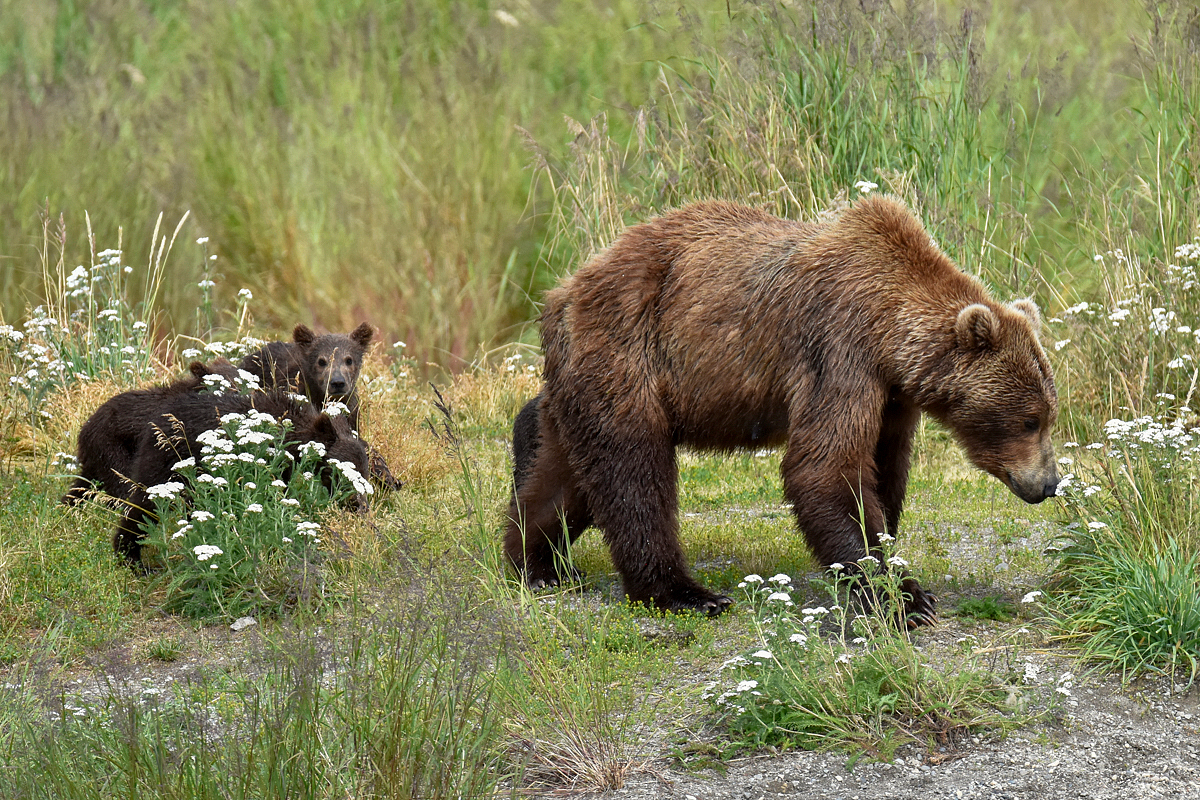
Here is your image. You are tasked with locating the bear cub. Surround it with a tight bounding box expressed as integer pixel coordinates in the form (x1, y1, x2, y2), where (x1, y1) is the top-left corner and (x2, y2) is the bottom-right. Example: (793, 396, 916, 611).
(239, 322, 374, 427)
(62, 358, 243, 506)
(239, 322, 401, 490)
(112, 390, 370, 566)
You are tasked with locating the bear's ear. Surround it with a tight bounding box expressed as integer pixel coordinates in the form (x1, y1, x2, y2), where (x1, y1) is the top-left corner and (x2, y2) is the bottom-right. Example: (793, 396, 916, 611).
(293, 324, 316, 348)
(350, 322, 374, 348)
(312, 412, 338, 443)
(188, 361, 210, 379)
(956, 304, 999, 352)
(1009, 298, 1041, 333)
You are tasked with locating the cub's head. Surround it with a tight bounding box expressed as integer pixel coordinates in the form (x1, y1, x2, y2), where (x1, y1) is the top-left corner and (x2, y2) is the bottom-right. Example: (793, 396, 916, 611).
(293, 322, 374, 402)
(944, 299, 1059, 504)
(300, 408, 373, 510)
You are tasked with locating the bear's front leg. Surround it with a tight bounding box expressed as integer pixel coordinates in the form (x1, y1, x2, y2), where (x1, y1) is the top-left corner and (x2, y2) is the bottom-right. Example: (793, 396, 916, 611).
(113, 491, 155, 570)
(782, 443, 937, 627)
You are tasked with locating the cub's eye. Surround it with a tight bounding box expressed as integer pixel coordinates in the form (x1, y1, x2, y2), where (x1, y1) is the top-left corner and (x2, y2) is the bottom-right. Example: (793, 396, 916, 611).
(344, 357, 353, 366)
(317, 358, 328, 367)
(1023, 418, 1040, 433)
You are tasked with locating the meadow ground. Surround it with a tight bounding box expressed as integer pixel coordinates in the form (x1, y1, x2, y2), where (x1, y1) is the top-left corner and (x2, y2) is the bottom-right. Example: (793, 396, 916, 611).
(1, 359, 1198, 797)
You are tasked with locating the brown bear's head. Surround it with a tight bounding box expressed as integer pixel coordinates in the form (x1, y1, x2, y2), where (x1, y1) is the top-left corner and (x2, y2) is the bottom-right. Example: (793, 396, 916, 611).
(292, 322, 375, 404)
(945, 299, 1059, 504)
(302, 409, 372, 510)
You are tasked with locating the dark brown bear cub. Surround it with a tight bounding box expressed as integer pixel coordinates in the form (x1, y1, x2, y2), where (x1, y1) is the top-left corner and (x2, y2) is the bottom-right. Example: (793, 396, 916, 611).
(239, 323, 374, 428)
(62, 359, 242, 506)
(112, 390, 370, 566)
(506, 195, 1058, 624)
(239, 322, 401, 490)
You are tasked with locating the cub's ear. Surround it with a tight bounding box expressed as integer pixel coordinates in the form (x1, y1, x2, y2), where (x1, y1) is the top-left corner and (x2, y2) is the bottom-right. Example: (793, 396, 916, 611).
(292, 324, 316, 347)
(1009, 298, 1041, 333)
(350, 322, 375, 348)
(188, 361, 210, 379)
(956, 304, 999, 352)
(312, 412, 338, 443)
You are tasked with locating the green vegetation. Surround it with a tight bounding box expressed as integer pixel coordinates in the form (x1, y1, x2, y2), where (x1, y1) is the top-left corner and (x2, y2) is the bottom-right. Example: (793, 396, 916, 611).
(2, 0, 1200, 795)
(142, 404, 369, 620)
(712, 569, 1030, 759)
(955, 596, 1017, 623)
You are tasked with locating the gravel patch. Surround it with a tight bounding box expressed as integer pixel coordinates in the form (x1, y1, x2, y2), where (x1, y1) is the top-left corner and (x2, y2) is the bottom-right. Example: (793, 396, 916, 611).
(577, 655, 1200, 800)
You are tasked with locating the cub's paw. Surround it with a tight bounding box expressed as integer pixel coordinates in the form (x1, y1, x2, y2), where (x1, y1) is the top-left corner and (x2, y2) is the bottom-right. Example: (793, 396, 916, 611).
(367, 449, 403, 491)
(521, 565, 585, 591)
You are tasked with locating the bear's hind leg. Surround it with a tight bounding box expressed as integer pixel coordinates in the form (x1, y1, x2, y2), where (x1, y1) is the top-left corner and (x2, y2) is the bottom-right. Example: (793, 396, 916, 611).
(504, 416, 590, 588)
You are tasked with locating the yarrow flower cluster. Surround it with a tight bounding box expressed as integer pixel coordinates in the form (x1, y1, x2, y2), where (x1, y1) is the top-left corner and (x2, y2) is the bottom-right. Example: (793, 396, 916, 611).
(2, 242, 162, 419)
(142, 405, 366, 619)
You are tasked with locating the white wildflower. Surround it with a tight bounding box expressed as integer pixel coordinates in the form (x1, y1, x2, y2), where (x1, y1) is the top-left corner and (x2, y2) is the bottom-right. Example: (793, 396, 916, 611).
(146, 481, 185, 499)
(193, 544, 223, 561)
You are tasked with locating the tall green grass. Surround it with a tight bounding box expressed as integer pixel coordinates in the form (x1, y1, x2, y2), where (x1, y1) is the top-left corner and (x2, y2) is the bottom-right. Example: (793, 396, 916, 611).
(0, 0, 694, 364)
(2, 1, 1197, 372)
(2, 597, 506, 799)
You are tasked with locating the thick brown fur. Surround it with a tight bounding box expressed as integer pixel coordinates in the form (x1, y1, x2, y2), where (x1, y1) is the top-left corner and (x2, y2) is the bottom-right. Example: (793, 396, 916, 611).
(506, 195, 1059, 622)
(112, 390, 370, 566)
(62, 359, 242, 506)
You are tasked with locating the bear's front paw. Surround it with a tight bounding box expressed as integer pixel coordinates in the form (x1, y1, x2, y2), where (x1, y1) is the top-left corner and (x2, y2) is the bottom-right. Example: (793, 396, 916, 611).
(900, 577, 938, 628)
(655, 587, 733, 617)
(851, 574, 938, 627)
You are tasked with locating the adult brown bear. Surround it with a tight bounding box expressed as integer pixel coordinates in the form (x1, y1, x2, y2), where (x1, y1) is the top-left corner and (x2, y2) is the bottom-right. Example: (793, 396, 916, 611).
(505, 195, 1058, 624)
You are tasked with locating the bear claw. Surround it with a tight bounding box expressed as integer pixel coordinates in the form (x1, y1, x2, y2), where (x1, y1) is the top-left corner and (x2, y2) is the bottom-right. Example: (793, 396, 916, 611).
(657, 590, 733, 616)
(522, 566, 585, 592)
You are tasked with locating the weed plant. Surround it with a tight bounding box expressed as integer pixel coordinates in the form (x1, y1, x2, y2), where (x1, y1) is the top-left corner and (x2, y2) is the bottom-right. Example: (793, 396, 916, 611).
(143, 404, 372, 621)
(2, 596, 505, 800)
(0, 214, 183, 439)
(709, 554, 1026, 759)
(1052, 403, 1200, 685)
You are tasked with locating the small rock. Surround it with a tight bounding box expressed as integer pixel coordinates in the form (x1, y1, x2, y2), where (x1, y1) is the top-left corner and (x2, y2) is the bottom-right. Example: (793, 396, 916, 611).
(230, 616, 257, 632)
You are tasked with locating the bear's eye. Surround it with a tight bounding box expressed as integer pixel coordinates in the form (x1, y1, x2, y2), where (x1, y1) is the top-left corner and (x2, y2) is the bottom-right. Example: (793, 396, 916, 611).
(1023, 417, 1040, 433)
(317, 358, 328, 367)
(344, 356, 353, 366)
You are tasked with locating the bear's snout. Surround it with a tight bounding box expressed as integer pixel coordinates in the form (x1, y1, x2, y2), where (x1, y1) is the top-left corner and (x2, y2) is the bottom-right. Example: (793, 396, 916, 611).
(1005, 463, 1059, 504)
